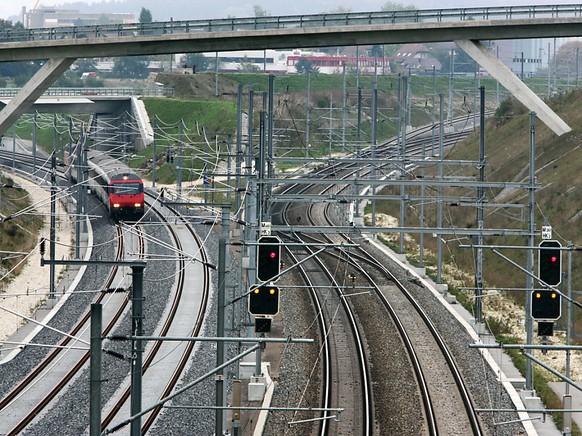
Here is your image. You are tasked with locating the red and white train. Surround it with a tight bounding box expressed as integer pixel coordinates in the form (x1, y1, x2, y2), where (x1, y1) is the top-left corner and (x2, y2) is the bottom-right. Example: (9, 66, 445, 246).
(68, 149, 145, 221)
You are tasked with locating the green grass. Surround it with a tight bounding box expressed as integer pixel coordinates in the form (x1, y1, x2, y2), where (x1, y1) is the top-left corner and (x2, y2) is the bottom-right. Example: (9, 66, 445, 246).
(0, 174, 44, 289)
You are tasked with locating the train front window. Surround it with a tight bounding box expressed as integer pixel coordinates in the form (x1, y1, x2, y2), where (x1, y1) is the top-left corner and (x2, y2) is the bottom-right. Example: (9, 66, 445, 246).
(113, 183, 141, 195)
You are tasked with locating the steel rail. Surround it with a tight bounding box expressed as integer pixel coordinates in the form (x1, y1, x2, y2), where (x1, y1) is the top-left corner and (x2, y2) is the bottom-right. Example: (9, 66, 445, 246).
(278, 179, 373, 435)
(2, 223, 138, 435)
(99, 191, 210, 433)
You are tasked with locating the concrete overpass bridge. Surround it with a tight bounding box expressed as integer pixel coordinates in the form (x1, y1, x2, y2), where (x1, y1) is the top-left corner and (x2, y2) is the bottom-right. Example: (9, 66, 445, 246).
(0, 4, 581, 136)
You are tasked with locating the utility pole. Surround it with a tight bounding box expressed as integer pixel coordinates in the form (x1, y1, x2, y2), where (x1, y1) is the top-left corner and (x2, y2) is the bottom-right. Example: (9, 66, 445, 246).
(39, 256, 147, 435)
(216, 204, 230, 435)
(306, 72, 311, 157)
(11, 125, 15, 169)
(235, 84, 243, 219)
(74, 134, 86, 259)
(258, 109, 267, 225)
(342, 63, 346, 151)
(152, 115, 157, 188)
(177, 120, 183, 196)
(448, 49, 454, 125)
(564, 240, 573, 435)
(130, 263, 146, 436)
(89, 304, 102, 436)
(525, 112, 536, 390)
(370, 69, 378, 227)
(33, 111, 37, 172)
(399, 75, 408, 255)
(475, 86, 485, 325)
(49, 152, 56, 299)
(437, 94, 444, 284)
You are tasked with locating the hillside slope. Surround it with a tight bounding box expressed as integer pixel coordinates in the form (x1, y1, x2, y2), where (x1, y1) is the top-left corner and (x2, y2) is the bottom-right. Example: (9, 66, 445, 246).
(375, 90, 582, 336)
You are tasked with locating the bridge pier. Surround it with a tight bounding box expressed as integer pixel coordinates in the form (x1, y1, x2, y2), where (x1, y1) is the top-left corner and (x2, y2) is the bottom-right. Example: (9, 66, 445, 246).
(0, 57, 76, 136)
(455, 39, 571, 136)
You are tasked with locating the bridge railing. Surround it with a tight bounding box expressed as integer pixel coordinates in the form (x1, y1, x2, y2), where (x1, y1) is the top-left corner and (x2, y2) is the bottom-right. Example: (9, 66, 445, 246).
(0, 4, 581, 42)
(0, 87, 174, 98)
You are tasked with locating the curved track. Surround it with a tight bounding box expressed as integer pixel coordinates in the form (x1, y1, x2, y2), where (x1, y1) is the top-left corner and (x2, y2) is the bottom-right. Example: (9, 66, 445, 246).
(0, 224, 144, 435)
(101, 191, 211, 434)
(0, 153, 211, 435)
(272, 116, 485, 434)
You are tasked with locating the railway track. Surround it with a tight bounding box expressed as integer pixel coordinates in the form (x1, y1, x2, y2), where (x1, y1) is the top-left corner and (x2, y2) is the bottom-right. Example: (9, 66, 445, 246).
(0, 153, 211, 435)
(101, 192, 210, 434)
(283, 230, 374, 435)
(0, 223, 144, 434)
(319, 198, 484, 434)
(269, 115, 492, 434)
(0, 111, 515, 434)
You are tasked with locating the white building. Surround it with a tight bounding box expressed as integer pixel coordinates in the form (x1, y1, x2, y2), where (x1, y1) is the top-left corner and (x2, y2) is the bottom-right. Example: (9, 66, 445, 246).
(24, 6, 135, 29)
(188, 49, 391, 75)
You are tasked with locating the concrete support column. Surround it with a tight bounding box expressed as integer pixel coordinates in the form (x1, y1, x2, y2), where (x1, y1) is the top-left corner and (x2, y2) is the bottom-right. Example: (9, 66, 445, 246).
(455, 39, 571, 136)
(0, 57, 76, 135)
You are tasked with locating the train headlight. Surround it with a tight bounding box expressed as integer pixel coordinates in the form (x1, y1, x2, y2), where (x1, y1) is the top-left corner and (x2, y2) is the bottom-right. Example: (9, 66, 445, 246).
(134, 203, 142, 208)
(113, 203, 120, 208)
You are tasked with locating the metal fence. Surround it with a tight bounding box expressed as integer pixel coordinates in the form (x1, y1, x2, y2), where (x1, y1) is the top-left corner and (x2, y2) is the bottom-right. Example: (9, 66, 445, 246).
(0, 87, 174, 97)
(1, 4, 581, 42)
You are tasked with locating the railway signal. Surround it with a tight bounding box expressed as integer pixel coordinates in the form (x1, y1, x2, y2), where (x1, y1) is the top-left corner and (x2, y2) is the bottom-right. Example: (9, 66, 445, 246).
(531, 241, 562, 321)
(248, 285, 279, 316)
(538, 240, 562, 286)
(257, 236, 281, 282)
(531, 290, 561, 320)
(254, 317, 272, 333)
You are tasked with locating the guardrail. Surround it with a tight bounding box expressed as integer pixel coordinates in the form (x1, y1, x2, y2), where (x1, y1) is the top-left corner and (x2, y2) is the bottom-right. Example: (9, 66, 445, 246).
(0, 4, 581, 42)
(0, 87, 174, 98)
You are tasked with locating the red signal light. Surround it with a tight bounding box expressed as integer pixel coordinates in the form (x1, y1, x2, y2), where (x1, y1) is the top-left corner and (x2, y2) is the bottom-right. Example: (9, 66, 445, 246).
(257, 236, 281, 282)
(539, 240, 562, 286)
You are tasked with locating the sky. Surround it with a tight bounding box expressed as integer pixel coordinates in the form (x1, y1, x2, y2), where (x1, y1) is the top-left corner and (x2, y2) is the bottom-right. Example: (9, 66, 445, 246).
(0, 0, 579, 22)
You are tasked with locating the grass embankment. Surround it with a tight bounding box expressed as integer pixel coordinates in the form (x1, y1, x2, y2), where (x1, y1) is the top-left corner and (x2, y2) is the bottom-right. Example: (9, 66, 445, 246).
(0, 174, 43, 291)
(373, 90, 582, 435)
(130, 98, 238, 184)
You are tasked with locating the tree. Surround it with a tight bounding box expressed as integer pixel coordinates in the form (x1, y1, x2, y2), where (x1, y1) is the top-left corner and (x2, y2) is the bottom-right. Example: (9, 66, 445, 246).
(97, 14, 112, 25)
(369, 45, 383, 58)
(553, 40, 582, 78)
(238, 61, 261, 73)
(295, 56, 319, 74)
(74, 58, 98, 74)
(431, 47, 476, 74)
(112, 56, 150, 78)
(139, 8, 153, 23)
(182, 53, 210, 72)
(253, 5, 270, 17)
(381, 2, 417, 11)
(0, 19, 36, 81)
(329, 7, 351, 13)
